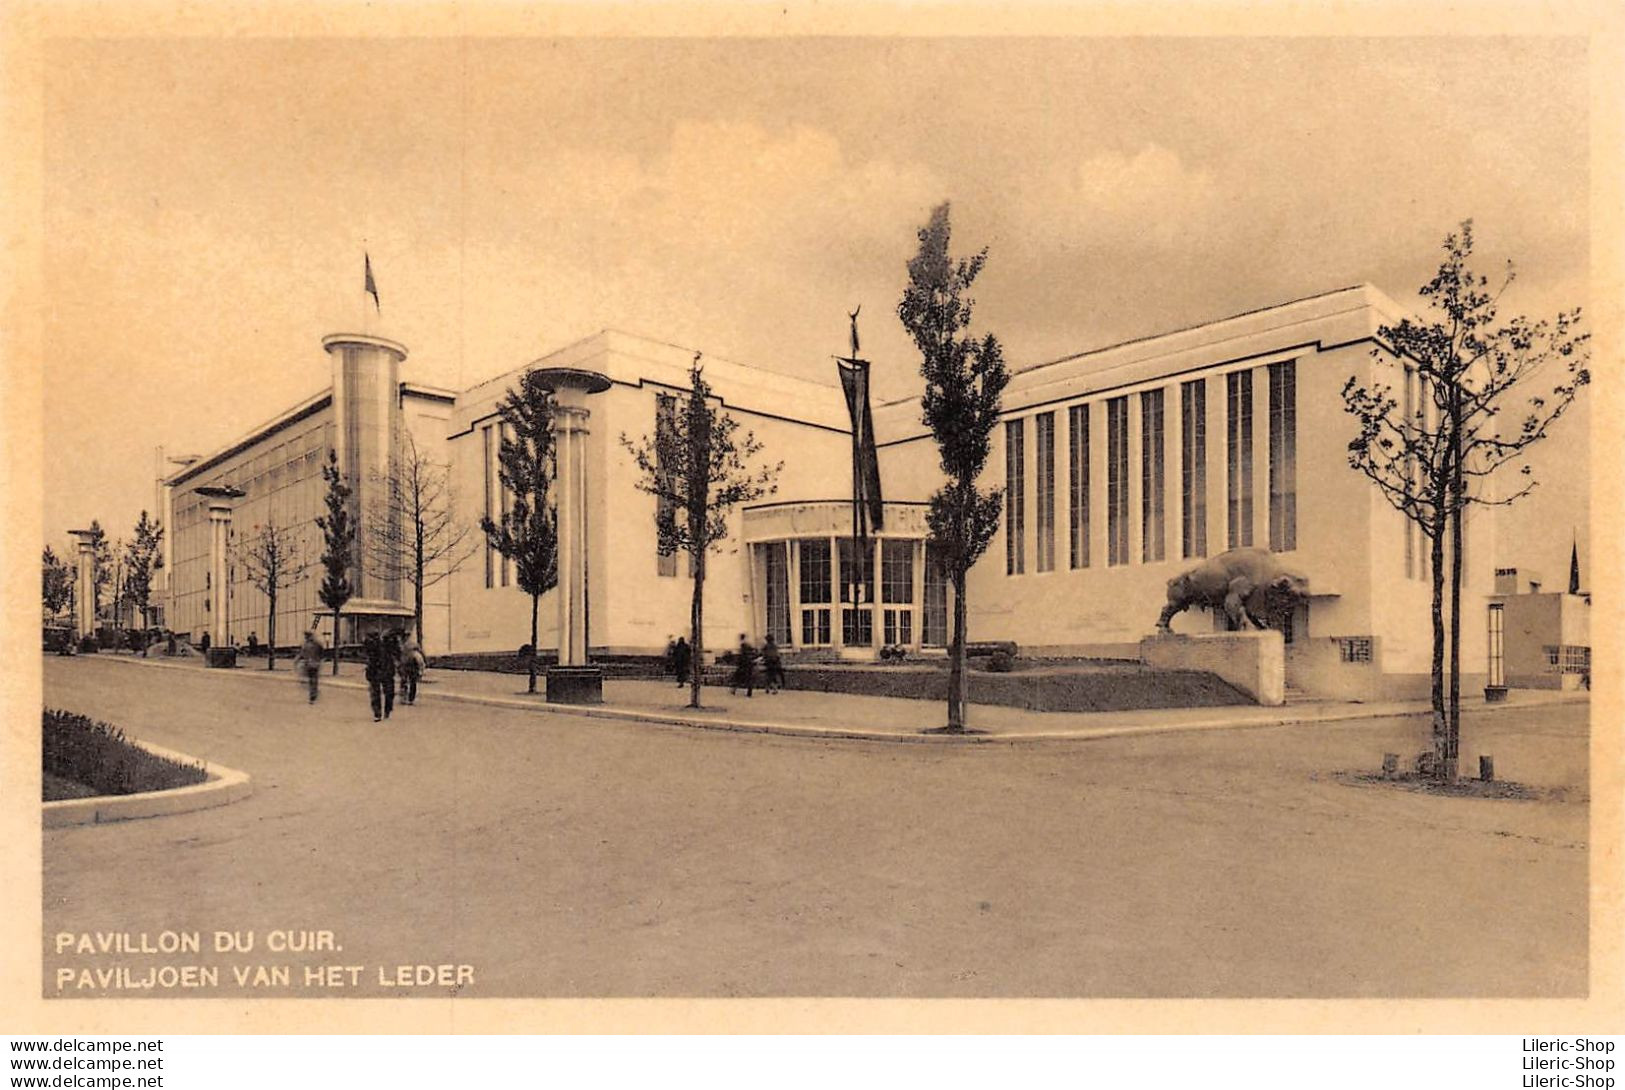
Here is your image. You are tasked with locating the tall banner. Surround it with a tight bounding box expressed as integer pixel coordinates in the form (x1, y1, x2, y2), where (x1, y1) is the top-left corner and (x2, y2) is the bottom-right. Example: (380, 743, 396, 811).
(837, 356, 885, 537)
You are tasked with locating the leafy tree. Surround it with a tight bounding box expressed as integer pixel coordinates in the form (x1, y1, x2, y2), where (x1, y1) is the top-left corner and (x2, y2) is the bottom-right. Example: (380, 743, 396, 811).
(622, 355, 781, 709)
(315, 450, 356, 675)
(897, 202, 1010, 733)
(237, 520, 309, 670)
(1343, 221, 1588, 781)
(86, 520, 112, 622)
(362, 430, 476, 645)
(481, 369, 560, 695)
(42, 546, 73, 618)
(122, 511, 165, 629)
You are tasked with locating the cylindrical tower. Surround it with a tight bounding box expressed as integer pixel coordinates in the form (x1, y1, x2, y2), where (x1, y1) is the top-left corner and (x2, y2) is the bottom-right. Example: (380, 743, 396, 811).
(322, 333, 408, 606)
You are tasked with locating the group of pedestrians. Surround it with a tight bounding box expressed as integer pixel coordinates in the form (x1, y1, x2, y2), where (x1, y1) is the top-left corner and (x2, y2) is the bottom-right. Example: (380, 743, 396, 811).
(729, 633, 785, 697)
(664, 633, 785, 696)
(291, 628, 427, 721)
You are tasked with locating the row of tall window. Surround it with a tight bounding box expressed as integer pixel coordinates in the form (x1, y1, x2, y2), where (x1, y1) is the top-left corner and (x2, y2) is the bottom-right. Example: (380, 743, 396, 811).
(1004, 361, 1297, 573)
(481, 420, 513, 589)
(770, 537, 936, 648)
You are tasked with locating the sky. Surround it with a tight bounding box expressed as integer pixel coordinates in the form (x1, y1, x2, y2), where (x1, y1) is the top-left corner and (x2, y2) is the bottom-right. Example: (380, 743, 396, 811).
(40, 35, 1593, 581)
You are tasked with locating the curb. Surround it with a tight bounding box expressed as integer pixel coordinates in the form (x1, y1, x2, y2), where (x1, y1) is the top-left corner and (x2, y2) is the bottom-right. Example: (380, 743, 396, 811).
(66, 653, 1589, 747)
(43, 739, 253, 828)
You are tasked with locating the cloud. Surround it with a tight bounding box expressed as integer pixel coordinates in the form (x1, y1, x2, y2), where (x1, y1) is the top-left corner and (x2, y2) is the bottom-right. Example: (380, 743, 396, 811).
(1061, 144, 1222, 248)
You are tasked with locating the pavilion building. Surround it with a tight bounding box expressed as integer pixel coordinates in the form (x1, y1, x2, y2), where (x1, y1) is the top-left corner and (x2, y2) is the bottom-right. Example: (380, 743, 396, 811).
(159, 283, 1505, 699)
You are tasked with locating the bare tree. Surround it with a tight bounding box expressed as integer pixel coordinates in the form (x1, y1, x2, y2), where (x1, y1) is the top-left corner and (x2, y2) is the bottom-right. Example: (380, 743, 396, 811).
(362, 430, 477, 646)
(236, 520, 310, 670)
(1343, 221, 1588, 781)
(621, 355, 781, 709)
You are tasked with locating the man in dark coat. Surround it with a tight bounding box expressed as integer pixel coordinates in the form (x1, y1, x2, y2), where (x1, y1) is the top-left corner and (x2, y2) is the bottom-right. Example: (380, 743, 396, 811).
(729, 633, 756, 698)
(672, 636, 692, 688)
(761, 635, 784, 694)
(364, 632, 397, 722)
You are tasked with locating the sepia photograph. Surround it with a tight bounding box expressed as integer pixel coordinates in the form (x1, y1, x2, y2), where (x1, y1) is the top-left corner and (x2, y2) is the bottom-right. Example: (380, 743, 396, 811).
(5, 4, 1622, 1041)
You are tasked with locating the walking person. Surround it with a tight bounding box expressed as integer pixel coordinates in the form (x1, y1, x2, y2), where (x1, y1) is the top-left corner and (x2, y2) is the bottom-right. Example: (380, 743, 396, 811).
(672, 636, 691, 688)
(294, 630, 324, 704)
(363, 632, 397, 722)
(398, 631, 426, 706)
(761, 634, 784, 694)
(729, 633, 756, 698)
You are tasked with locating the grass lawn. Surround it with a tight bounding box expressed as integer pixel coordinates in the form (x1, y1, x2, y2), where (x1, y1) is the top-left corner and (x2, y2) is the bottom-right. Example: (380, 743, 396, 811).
(42, 708, 207, 801)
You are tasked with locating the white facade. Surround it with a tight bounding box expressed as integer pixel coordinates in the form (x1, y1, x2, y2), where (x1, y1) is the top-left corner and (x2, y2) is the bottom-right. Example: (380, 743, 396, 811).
(161, 286, 1503, 698)
(874, 284, 1497, 699)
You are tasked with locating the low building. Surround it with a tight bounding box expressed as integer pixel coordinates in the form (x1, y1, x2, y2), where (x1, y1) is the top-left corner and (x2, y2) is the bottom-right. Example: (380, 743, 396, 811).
(1487, 568, 1591, 691)
(159, 283, 1516, 700)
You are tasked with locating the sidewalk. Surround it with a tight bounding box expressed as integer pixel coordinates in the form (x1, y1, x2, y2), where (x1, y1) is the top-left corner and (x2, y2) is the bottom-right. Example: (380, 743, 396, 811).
(73, 650, 1590, 745)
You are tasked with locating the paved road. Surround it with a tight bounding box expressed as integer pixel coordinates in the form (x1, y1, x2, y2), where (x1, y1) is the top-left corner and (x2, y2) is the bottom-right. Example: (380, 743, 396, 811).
(41, 656, 1587, 998)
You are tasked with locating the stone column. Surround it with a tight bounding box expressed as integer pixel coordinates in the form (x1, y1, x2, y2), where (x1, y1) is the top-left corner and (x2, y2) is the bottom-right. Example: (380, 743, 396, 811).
(533, 367, 610, 702)
(68, 530, 97, 640)
(195, 485, 245, 667)
(322, 333, 408, 607)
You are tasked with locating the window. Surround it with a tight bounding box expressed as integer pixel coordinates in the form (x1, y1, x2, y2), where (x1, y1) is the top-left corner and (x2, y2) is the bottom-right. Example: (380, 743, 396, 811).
(799, 539, 831, 646)
(1181, 380, 1207, 559)
(482, 424, 494, 588)
(1035, 412, 1055, 572)
(763, 543, 791, 645)
(1546, 645, 1590, 675)
(881, 540, 913, 604)
(1268, 361, 1297, 551)
(839, 538, 875, 647)
(655, 394, 678, 577)
(881, 540, 915, 648)
(1005, 420, 1026, 575)
(1226, 370, 1254, 548)
(498, 422, 511, 587)
(923, 545, 948, 648)
(1486, 605, 1504, 688)
(1403, 365, 1416, 579)
(1338, 637, 1373, 664)
(1106, 397, 1129, 565)
(1069, 403, 1090, 569)
(839, 538, 874, 605)
(1141, 389, 1165, 563)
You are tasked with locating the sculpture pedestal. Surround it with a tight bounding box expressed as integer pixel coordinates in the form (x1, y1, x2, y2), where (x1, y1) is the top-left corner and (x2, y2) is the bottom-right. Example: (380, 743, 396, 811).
(545, 665, 603, 705)
(1139, 630, 1284, 706)
(205, 647, 238, 669)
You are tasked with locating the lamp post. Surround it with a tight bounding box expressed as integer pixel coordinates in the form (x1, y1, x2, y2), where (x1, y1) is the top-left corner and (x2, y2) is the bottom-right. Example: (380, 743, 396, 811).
(532, 366, 610, 703)
(195, 485, 246, 668)
(67, 529, 98, 647)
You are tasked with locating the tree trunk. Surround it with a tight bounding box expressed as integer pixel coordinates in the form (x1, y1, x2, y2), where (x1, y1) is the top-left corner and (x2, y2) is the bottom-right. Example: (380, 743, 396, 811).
(416, 527, 426, 645)
(1428, 502, 1448, 779)
(1446, 385, 1464, 783)
(689, 548, 706, 710)
(946, 568, 968, 732)
(528, 592, 540, 694)
(415, 570, 425, 646)
(266, 592, 277, 670)
(331, 609, 343, 675)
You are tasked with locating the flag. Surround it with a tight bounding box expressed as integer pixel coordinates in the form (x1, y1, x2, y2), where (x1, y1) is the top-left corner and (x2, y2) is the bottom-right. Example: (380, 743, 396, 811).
(837, 356, 885, 537)
(1569, 538, 1580, 594)
(364, 253, 380, 312)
